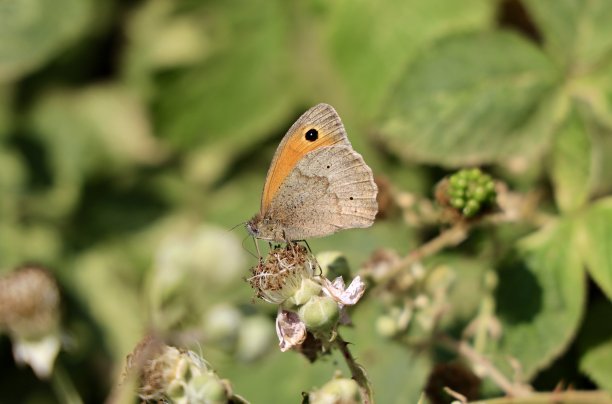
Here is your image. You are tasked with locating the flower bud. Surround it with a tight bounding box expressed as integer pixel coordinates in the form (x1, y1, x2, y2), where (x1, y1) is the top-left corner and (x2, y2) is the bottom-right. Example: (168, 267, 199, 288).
(290, 278, 322, 306)
(310, 376, 360, 404)
(236, 315, 274, 362)
(204, 304, 242, 350)
(376, 314, 399, 338)
(125, 335, 232, 403)
(298, 296, 339, 331)
(185, 373, 227, 404)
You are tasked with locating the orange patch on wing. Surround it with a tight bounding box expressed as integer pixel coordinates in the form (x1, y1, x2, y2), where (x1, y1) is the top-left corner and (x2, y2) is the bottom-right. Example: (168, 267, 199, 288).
(261, 125, 338, 210)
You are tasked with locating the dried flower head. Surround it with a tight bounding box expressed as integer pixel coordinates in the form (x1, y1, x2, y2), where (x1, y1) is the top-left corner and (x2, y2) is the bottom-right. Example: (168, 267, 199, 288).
(124, 335, 237, 403)
(0, 265, 60, 338)
(248, 244, 316, 305)
(0, 265, 61, 379)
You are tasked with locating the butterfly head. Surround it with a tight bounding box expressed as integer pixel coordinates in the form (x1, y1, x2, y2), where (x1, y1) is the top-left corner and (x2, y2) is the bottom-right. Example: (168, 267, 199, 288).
(246, 213, 288, 242)
(245, 214, 261, 238)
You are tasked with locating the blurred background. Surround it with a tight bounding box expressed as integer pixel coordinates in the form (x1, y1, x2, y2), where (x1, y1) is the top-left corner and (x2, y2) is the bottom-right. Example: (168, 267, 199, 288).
(1, 0, 612, 402)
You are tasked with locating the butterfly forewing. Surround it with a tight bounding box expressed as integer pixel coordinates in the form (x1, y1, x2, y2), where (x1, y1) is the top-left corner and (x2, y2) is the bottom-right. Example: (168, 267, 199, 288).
(261, 104, 351, 211)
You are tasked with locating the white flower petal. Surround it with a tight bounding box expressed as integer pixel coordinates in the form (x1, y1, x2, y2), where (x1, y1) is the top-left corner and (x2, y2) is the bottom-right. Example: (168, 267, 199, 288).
(343, 276, 366, 304)
(322, 276, 366, 306)
(331, 276, 345, 290)
(275, 309, 306, 352)
(12, 334, 61, 379)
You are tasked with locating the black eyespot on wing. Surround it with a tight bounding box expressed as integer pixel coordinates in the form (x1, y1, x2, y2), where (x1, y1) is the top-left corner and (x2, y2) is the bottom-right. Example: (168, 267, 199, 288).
(349, 196, 354, 200)
(326, 165, 330, 169)
(305, 128, 318, 142)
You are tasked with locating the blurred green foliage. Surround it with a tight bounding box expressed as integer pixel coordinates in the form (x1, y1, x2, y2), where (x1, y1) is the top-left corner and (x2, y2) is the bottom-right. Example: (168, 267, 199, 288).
(1, 0, 612, 402)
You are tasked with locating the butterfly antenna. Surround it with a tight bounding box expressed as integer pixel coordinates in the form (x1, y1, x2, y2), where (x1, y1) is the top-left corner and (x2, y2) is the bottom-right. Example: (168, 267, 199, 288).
(228, 221, 247, 233)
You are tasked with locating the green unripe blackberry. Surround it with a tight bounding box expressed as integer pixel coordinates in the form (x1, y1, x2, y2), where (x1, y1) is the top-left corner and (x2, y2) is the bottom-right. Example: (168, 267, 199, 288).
(445, 168, 496, 218)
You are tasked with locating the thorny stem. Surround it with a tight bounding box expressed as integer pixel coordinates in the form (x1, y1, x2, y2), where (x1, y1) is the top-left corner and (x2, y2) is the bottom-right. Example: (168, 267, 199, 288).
(377, 222, 469, 286)
(437, 335, 532, 398)
(335, 333, 374, 404)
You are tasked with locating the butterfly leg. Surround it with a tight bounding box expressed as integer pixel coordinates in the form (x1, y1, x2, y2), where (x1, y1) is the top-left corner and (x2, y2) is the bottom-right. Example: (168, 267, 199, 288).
(287, 240, 297, 257)
(299, 240, 322, 276)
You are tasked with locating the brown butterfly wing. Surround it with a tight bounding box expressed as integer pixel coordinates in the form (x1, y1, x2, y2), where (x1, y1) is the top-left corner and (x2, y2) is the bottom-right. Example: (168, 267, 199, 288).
(260, 104, 350, 211)
(265, 145, 378, 241)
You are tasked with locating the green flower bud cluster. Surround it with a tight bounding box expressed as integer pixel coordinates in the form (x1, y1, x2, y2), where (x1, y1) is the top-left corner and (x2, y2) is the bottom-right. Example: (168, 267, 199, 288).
(376, 264, 456, 341)
(282, 278, 340, 332)
(447, 168, 496, 217)
(127, 337, 244, 404)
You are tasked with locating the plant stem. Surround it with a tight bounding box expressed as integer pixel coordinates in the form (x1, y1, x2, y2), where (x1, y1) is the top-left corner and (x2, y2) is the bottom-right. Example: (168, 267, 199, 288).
(469, 390, 612, 403)
(335, 333, 374, 404)
(437, 335, 532, 398)
(377, 222, 469, 287)
(51, 363, 83, 404)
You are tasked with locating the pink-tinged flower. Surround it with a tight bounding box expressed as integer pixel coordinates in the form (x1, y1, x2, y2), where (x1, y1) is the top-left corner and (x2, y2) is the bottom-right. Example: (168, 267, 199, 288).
(275, 310, 306, 352)
(321, 275, 366, 307)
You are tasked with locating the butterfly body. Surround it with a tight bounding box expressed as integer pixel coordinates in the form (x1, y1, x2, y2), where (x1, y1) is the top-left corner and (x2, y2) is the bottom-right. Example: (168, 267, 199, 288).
(247, 104, 377, 242)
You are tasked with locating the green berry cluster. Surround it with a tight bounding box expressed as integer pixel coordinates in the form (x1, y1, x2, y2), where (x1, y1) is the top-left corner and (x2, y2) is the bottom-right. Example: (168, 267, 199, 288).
(447, 168, 496, 217)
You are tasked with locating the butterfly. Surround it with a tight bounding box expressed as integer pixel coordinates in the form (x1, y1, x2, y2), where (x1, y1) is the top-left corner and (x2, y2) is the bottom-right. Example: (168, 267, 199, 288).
(246, 103, 378, 242)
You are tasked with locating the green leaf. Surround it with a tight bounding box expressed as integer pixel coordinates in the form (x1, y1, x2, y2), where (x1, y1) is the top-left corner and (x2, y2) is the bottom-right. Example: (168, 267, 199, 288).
(29, 85, 165, 180)
(524, 0, 612, 71)
(308, 219, 418, 269)
(68, 250, 143, 363)
(377, 31, 561, 167)
(213, 346, 338, 403)
(121, 0, 212, 99)
(568, 87, 612, 196)
(321, 0, 493, 119)
(576, 198, 612, 299)
(0, 223, 61, 268)
(26, 85, 166, 220)
(154, 0, 297, 154)
(0, 0, 93, 83)
(490, 219, 585, 379)
(0, 86, 13, 138)
(571, 62, 612, 132)
(549, 107, 593, 212)
(578, 299, 612, 392)
(0, 147, 25, 217)
(425, 254, 491, 326)
(343, 302, 433, 404)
